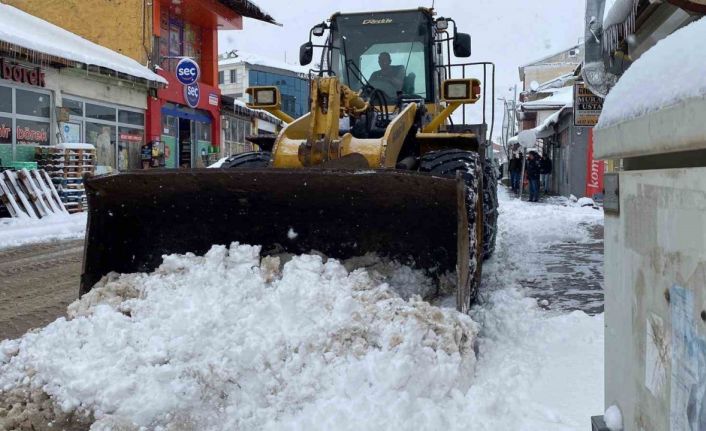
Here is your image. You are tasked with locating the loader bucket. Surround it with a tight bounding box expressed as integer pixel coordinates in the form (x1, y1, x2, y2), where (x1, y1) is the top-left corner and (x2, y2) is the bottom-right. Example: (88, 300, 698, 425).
(82, 169, 475, 312)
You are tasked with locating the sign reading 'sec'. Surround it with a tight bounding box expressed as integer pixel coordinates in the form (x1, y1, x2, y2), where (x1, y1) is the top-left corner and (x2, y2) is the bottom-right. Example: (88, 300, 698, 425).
(176, 57, 200, 85)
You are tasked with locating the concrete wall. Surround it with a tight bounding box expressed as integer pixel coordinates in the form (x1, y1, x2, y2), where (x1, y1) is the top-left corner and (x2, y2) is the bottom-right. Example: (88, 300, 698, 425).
(605, 168, 706, 430)
(46, 68, 149, 110)
(555, 116, 588, 198)
(5, 0, 151, 64)
(219, 64, 250, 99)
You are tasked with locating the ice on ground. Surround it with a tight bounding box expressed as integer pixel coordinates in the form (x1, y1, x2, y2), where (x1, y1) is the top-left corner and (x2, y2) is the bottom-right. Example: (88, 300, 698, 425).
(0, 212, 87, 250)
(207, 157, 227, 168)
(597, 17, 706, 128)
(0, 244, 477, 430)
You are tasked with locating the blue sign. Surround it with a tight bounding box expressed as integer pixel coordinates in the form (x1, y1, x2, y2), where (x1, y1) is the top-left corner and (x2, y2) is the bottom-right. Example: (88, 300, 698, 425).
(176, 57, 200, 86)
(184, 82, 200, 108)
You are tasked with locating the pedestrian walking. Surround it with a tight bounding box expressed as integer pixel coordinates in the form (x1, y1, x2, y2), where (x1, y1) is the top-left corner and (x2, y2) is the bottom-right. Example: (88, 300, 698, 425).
(526, 151, 541, 202)
(508, 143, 523, 194)
(539, 154, 553, 194)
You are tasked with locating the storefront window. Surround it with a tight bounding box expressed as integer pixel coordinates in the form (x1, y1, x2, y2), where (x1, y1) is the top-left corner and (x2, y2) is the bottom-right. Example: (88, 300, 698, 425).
(86, 122, 116, 171)
(15, 89, 50, 118)
(118, 110, 144, 126)
(63, 98, 83, 116)
(0, 115, 12, 145)
(118, 127, 145, 170)
(0, 86, 11, 113)
(86, 103, 116, 121)
(16, 119, 50, 146)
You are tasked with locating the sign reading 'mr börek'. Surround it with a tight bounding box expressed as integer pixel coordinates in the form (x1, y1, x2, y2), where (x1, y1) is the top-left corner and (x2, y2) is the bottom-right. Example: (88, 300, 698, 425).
(0, 58, 46, 87)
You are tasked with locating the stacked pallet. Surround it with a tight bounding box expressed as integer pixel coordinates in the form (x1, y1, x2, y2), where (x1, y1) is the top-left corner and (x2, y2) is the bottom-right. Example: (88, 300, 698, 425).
(35, 144, 96, 213)
(0, 168, 68, 218)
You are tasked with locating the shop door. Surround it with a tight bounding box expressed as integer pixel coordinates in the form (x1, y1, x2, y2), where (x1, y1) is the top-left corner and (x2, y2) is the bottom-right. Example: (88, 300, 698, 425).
(161, 115, 178, 168)
(178, 117, 192, 168)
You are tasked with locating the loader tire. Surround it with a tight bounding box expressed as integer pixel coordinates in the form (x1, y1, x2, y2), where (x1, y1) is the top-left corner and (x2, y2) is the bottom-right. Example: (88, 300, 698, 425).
(420, 149, 482, 306)
(482, 160, 498, 260)
(221, 151, 272, 169)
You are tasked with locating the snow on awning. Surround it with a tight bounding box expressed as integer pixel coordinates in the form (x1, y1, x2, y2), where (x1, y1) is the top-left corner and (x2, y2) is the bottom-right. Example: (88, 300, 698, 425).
(532, 106, 572, 138)
(521, 86, 574, 110)
(0, 4, 167, 85)
(597, 16, 706, 129)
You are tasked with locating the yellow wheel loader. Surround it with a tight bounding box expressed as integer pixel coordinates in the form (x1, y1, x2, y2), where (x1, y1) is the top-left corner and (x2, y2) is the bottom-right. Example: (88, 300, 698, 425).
(81, 8, 498, 313)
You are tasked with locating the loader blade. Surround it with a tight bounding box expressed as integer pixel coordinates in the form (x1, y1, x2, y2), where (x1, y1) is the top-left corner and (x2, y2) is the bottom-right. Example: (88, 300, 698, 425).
(82, 169, 474, 311)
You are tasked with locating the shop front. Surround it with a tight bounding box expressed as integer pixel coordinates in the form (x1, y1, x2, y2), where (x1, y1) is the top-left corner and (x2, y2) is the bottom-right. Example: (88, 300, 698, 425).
(145, 0, 226, 168)
(0, 4, 165, 168)
(0, 63, 53, 165)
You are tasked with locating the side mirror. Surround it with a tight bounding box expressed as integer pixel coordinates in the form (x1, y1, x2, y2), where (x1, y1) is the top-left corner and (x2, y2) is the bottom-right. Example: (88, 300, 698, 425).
(453, 33, 471, 58)
(312, 23, 326, 37)
(299, 41, 313, 66)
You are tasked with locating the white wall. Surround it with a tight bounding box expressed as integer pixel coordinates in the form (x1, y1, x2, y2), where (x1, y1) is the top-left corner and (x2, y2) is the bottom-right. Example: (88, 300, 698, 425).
(605, 167, 706, 430)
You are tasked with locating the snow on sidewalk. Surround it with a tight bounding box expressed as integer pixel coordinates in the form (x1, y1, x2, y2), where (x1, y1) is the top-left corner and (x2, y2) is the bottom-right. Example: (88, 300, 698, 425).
(0, 213, 87, 250)
(0, 187, 605, 430)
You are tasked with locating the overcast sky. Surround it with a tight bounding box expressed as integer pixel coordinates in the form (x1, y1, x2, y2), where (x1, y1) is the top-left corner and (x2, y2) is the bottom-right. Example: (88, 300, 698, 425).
(219, 0, 588, 140)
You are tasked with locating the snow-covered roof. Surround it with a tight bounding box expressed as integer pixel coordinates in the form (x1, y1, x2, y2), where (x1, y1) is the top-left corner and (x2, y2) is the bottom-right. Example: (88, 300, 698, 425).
(0, 4, 166, 85)
(521, 86, 573, 110)
(217, 0, 280, 25)
(233, 98, 283, 125)
(597, 16, 706, 129)
(535, 73, 577, 92)
(519, 45, 582, 69)
(219, 50, 310, 75)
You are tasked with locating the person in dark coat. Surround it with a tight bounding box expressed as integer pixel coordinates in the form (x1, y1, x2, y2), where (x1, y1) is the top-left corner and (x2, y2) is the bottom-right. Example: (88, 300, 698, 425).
(539, 154, 553, 194)
(525, 151, 541, 202)
(508, 143, 523, 194)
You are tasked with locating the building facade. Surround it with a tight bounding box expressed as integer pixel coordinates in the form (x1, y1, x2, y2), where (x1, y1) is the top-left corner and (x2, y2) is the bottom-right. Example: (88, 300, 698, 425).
(5, 0, 276, 168)
(518, 45, 582, 92)
(0, 3, 164, 172)
(220, 96, 282, 156)
(218, 50, 310, 119)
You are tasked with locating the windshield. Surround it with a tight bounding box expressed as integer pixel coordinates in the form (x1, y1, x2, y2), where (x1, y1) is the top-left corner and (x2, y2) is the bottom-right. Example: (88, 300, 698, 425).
(330, 11, 433, 102)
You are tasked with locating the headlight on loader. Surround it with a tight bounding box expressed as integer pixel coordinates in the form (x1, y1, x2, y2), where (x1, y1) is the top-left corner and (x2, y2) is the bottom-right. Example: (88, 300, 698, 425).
(246, 86, 281, 109)
(441, 79, 481, 103)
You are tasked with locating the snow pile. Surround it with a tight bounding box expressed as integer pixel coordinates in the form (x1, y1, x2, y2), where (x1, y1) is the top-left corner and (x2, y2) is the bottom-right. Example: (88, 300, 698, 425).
(597, 17, 706, 128)
(604, 404, 623, 430)
(0, 212, 86, 250)
(0, 4, 166, 84)
(0, 243, 477, 430)
(207, 157, 227, 168)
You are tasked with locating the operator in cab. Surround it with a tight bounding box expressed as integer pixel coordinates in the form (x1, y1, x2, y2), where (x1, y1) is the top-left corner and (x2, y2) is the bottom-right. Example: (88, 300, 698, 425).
(368, 52, 405, 100)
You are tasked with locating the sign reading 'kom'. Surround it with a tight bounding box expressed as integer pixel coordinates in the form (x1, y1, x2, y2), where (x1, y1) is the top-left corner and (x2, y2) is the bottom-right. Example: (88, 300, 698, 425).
(0, 59, 45, 87)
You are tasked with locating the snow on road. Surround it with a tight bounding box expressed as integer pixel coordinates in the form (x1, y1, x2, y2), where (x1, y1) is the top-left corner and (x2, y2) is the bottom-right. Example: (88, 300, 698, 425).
(0, 213, 87, 250)
(0, 188, 605, 430)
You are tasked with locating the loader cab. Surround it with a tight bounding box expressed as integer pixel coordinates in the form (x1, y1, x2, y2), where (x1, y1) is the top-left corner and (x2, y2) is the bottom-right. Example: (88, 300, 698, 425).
(327, 10, 436, 103)
(300, 9, 472, 107)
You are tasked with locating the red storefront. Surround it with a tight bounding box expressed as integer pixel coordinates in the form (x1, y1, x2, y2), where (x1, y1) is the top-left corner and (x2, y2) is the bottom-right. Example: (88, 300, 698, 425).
(147, 0, 275, 168)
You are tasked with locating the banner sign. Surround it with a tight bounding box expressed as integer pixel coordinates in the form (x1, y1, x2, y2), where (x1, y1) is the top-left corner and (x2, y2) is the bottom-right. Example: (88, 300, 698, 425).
(585, 128, 605, 199)
(574, 82, 603, 127)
